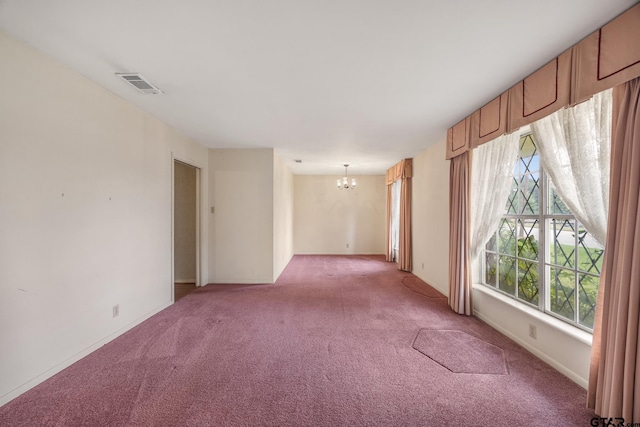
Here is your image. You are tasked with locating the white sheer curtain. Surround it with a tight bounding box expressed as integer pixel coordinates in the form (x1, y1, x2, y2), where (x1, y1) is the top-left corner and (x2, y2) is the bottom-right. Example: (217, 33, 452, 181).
(390, 179, 401, 261)
(470, 132, 520, 261)
(530, 89, 612, 246)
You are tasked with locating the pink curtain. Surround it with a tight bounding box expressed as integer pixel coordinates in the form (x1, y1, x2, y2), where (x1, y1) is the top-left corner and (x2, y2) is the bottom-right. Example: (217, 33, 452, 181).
(448, 151, 473, 315)
(588, 78, 640, 420)
(398, 176, 412, 271)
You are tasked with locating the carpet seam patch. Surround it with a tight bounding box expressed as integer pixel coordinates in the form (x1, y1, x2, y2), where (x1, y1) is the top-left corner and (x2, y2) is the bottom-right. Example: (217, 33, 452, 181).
(411, 328, 510, 375)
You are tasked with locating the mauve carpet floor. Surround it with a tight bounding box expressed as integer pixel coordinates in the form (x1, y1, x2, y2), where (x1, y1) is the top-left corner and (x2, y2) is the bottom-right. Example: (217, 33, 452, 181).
(0, 255, 596, 426)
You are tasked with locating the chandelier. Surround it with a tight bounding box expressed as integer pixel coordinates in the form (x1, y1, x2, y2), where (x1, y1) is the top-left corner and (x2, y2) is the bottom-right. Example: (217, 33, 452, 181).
(337, 164, 356, 190)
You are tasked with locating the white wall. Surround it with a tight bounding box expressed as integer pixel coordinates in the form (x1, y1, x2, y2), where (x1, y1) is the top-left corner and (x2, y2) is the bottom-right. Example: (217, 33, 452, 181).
(294, 175, 386, 254)
(473, 287, 593, 387)
(0, 31, 209, 405)
(411, 140, 450, 294)
(273, 152, 294, 281)
(208, 148, 274, 283)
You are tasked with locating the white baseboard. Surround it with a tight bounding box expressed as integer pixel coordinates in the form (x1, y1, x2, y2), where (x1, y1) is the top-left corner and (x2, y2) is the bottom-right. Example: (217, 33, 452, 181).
(293, 252, 385, 255)
(0, 302, 172, 407)
(475, 310, 588, 389)
(207, 280, 272, 285)
(174, 279, 196, 284)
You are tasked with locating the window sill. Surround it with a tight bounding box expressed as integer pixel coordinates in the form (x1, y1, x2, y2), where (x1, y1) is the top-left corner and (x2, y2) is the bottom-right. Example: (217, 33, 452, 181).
(473, 284, 593, 346)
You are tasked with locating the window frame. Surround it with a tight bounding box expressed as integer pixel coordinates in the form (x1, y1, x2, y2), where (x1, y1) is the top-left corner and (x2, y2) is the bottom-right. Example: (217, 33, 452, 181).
(480, 131, 601, 333)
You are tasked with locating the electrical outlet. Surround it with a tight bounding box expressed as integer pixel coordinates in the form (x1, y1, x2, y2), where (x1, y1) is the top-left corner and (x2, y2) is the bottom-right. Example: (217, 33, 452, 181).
(422, 262, 424, 269)
(529, 324, 537, 339)
(113, 304, 119, 318)
(346, 243, 349, 248)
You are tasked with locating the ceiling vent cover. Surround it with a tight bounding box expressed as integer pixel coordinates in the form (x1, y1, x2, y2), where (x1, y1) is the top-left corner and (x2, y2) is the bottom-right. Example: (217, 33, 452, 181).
(115, 73, 163, 95)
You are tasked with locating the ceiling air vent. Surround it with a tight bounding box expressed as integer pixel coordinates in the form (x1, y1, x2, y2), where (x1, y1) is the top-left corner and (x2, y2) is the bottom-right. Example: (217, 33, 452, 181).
(115, 73, 163, 95)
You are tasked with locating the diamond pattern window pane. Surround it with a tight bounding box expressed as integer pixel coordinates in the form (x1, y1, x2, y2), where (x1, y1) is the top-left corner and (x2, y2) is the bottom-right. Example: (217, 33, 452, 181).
(549, 184, 571, 215)
(508, 134, 540, 215)
(517, 173, 540, 215)
(517, 260, 539, 305)
(486, 233, 497, 252)
(576, 226, 604, 275)
(519, 134, 538, 172)
(505, 178, 518, 214)
(548, 218, 576, 269)
(498, 218, 516, 255)
(516, 219, 539, 261)
(550, 267, 575, 322)
(497, 219, 516, 256)
(578, 273, 599, 329)
(498, 256, 516, 296)
(485, 252, 497, 287)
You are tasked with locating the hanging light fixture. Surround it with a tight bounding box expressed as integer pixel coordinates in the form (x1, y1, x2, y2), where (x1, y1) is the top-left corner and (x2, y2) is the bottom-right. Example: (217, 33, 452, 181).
(337, 164, 356, 190)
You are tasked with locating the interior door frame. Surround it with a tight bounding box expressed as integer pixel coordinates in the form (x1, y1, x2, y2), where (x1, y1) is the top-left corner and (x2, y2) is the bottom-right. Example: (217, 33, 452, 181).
(171, 154, 204, 303)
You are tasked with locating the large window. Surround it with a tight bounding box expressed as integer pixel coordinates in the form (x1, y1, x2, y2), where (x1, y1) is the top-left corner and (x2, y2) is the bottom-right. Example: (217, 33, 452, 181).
(390, 179, 401, 262)
(482, 133, 604, 330)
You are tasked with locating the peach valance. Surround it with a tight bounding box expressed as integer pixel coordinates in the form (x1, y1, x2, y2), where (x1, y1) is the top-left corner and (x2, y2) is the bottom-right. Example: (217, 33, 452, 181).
(386, 158, 413, 185)
(446, 3, 640, 160)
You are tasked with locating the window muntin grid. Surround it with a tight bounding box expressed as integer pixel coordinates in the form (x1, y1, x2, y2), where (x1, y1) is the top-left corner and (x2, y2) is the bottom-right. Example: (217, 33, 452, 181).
(481, 133, 602, 331)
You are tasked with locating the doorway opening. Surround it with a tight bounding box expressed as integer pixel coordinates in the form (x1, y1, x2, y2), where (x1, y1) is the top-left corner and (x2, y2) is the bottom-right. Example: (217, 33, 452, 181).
(173, 159, 200, 302)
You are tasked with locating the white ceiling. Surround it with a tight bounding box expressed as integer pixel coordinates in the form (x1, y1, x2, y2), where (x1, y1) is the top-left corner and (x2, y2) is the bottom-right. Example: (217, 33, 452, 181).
(0, 0, 636, 174)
